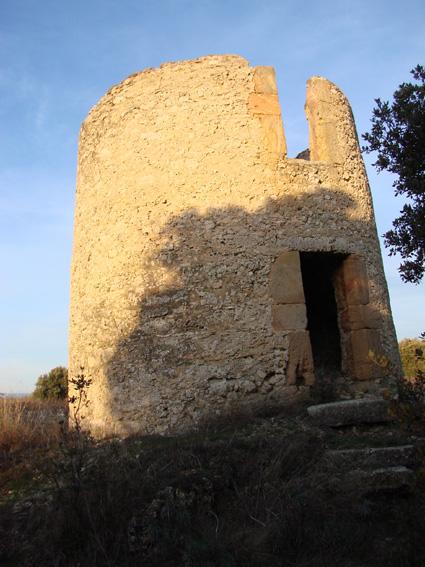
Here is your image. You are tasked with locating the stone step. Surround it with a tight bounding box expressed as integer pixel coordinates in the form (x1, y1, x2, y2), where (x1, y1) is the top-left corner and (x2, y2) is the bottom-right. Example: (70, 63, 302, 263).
(330, 466, 415, 494)
(307, 398, 392, 427)
(323, 445, 416, 471)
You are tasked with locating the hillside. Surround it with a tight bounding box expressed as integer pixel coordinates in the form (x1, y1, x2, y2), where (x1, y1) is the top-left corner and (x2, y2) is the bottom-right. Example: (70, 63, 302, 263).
(1, 398, 425, 566)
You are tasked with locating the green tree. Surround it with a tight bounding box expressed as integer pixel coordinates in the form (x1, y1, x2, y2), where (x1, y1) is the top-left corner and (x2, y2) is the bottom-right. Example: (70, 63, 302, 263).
(33, 366, 68, 400)
(399, 338, 425, 379)
(362, 65, 425, 283)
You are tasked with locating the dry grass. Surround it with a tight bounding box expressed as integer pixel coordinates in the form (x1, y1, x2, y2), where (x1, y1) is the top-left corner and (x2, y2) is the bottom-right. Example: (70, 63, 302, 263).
(0, 395, 425, 566)
(0, 396, 66, 463)
(0, 410, 424, 567)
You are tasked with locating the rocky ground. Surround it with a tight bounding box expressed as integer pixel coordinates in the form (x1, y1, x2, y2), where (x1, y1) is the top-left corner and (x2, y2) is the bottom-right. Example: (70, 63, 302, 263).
(1, 398, 424, 566)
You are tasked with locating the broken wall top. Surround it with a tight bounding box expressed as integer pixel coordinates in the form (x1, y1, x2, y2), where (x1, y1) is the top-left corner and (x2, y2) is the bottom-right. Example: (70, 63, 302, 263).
(78, 55, 372, 216)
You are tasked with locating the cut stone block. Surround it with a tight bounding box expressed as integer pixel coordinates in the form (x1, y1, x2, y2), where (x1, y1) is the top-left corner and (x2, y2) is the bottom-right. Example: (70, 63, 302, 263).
(287, 330, 315, 386)
(253, 66, 278, 94)
(333, 466, 415, 493)
(259, 115, 286, 156)
(323, 445, 415, 471)
(269, 251, 305, 304)
(306, 77, 340, 163)
(248, 93, 281, 115)
(341, 254, 369, 305)
(272, 304, 307, 331)
(349, 329, 387, 380)
(340, 304, 381, 331)
(307, 398, 392, 427)
(306, 76, 367, 165)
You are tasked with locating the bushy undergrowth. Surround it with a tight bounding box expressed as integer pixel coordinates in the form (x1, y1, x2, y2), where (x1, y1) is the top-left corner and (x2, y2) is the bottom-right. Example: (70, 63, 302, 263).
(393, 336, 425, 432)
(1, 411, 425, 567)
(399, 339, 425, 380)
(0, 397, 65, 462)
(391, 377, 425, 436)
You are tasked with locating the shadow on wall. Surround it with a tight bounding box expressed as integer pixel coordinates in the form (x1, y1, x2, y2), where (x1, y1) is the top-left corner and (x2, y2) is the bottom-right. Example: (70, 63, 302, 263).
(97, 187, 395, 435)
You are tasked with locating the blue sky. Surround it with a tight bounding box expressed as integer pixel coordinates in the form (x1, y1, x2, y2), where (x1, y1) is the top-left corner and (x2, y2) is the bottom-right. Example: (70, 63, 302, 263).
(0, 0, 424, 393)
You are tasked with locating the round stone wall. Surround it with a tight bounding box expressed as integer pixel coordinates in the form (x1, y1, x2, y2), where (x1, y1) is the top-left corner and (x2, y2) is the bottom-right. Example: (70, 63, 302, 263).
(69, 55, 401, 436)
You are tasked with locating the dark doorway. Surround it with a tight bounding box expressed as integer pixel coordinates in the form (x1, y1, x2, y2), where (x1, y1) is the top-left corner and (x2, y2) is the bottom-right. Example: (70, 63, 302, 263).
(300, 252, 345, 380)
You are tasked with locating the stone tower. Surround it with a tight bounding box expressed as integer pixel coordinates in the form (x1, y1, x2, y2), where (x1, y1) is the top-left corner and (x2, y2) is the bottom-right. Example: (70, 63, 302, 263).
(69, 55, 401, 436)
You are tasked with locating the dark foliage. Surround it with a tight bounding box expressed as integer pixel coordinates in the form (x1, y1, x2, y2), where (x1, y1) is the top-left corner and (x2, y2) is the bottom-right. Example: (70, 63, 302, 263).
(399, 337, 425, 379)
(394, 334, 425, 432)
(362, 65, 425, 283)
(1, 414, 425, 567)
(2, 375, 425, 566)
(32, 367, 68, 400)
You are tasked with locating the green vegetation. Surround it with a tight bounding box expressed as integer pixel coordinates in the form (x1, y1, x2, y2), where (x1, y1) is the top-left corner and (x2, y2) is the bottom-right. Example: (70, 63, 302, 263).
(362, 65, 425, 283)
(32, 366, 68, 400)
(395, 337, 425, 430)
(399, 337, 425, 379)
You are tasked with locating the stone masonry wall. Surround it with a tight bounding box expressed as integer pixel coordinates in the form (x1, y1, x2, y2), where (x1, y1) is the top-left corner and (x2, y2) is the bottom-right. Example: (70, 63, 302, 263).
(69, 55, 401, 436)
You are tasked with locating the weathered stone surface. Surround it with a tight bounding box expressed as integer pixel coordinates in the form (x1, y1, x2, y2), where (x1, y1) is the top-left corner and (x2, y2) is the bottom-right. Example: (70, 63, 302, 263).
(272, 304, 307, 331)
(340, 304, 381, 331)
(340, 254, 369, 306)
(259, 114, 286, 156)
(286, 331, 315, 386)
(269, 251, 305, 304)
(333, 466, 415, 493)
(251, 66, 286, 157)
(349, 329, 386, 380)
(248, 93, 281, 115)
(69, 55, 401, 436)
(324, 445, 416, 471)
(307, 399, 392, 427)
(253, 66, 278, 94)
(295, 148, 310, 160)
(306, 77, 341, 163)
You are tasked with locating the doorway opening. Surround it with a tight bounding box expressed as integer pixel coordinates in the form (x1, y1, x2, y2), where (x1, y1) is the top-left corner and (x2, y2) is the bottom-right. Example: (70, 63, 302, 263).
(300, 252, 346, 381)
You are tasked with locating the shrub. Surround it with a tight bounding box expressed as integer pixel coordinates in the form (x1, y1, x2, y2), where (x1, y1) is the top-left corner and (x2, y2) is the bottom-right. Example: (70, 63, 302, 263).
(394, 335, 425, 431)
(33, 366, 68, 400)
(399, 338, 425, 379)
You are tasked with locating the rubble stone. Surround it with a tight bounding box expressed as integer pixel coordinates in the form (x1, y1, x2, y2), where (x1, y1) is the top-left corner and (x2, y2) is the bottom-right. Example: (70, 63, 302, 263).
(307, 399, 392, 427)
(69, 55, 401, 436)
